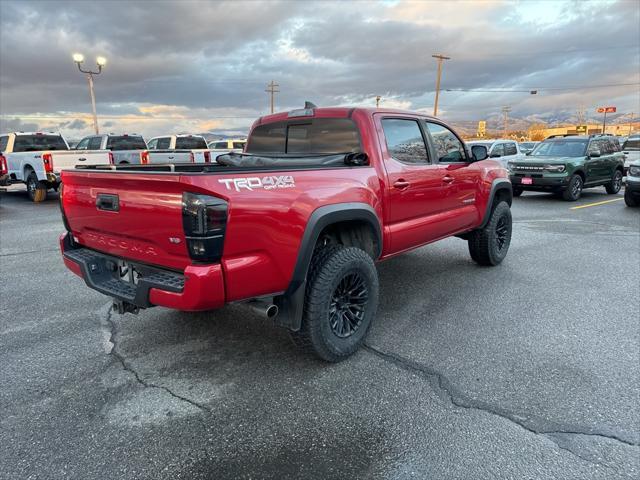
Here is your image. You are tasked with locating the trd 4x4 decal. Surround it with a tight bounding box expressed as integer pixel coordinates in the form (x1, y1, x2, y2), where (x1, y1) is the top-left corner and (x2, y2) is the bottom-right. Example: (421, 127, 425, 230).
(218, 175, 295, 192)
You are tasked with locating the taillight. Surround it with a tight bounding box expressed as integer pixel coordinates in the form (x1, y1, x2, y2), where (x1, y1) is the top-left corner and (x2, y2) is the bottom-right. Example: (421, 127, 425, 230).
(0, 154, 7, 175)
(182, 192, 227, 263)
(189, 152, 195, 163)
(141, 150, 149, 164)
(42, 153, 53, 173)
(204, 151, 211, 163)
(58, 182, 72, 233)
(108, 152, 114, 164)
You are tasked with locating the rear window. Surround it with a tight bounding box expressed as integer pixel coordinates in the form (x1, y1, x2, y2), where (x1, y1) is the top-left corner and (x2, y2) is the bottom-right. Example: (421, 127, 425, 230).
(623, 138, 640, 150)
(247, 118, 361, 154)
(106, 136, 147, 151)
(13, 134, 68, 152)
(175, 136, 207, 149)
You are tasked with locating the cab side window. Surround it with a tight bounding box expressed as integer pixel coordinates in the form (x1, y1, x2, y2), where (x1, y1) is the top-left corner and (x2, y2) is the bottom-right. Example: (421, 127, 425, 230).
(491, 143, 505, 157)
(147, 138, 158, 150)
(87, 137, 102, 150)
(381, 118, 429, 164)
(504, 143, 517, 155)
(424, 122, 466, 162)
(156, 137, 171, 149)
(75, 137, 90, 150)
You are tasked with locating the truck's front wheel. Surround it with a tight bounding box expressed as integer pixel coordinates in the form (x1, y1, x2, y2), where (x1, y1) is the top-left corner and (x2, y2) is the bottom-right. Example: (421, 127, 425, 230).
(26, 171, 47, 202)
(293, 245, 379, 362)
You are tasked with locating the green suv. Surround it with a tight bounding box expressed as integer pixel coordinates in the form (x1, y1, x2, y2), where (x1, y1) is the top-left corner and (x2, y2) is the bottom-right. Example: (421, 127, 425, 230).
(508, 135, 625, 201)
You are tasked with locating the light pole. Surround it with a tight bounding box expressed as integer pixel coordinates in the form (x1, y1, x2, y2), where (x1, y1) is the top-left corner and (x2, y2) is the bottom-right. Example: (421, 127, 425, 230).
(432, 54, 450, 116)
(73, 53, 106, 134)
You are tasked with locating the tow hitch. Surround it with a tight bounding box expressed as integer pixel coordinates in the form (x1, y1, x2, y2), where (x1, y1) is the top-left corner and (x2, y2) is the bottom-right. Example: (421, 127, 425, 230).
(112, 300, 140, 315)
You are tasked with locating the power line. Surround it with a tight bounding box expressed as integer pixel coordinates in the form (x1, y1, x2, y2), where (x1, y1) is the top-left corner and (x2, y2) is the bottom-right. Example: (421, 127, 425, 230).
(446, 82, 640, 93)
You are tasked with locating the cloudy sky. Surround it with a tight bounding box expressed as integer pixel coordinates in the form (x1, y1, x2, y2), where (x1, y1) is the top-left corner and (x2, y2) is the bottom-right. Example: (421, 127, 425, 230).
(0, 0, 638, 139)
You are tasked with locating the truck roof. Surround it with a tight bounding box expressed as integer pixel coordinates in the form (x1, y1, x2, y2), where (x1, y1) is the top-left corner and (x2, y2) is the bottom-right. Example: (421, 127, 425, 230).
(1, 131, 62, 136)
(255, 106, 440, 126)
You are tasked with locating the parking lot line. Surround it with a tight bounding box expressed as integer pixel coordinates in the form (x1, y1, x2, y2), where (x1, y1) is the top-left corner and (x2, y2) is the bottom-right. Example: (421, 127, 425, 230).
(570, 198, 624, 210)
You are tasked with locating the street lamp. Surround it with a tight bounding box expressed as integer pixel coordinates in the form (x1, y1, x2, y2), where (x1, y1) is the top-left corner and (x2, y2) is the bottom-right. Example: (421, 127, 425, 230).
(73, 53, 106, 134)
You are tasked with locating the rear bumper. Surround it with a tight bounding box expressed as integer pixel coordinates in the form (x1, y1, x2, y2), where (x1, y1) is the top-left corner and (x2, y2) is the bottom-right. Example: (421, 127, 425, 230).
(60, 233, 225, 311)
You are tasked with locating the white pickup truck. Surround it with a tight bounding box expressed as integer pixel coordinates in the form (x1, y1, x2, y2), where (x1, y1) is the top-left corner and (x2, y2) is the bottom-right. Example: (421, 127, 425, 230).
(75, 133, 148, 165)
(0, 132, 111, 202)
(146, 134, 211, 163)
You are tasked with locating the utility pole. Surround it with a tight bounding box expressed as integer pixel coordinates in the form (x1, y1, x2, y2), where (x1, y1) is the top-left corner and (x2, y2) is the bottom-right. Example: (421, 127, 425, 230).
(577, 104, 586, 126)
(375, 95, 381, 108)
(265, 80, 280, 114)
(502, 106, 511, 138)
(431, 54, 450, 117)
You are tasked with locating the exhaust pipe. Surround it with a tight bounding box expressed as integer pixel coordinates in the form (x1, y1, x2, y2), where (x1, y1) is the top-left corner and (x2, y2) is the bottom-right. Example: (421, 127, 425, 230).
(248, 300, 279, 319)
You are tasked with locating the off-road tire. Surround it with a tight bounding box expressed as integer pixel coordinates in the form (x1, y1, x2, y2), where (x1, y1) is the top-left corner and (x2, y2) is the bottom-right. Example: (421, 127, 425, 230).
(625, 188, 639, 207)
(468, 201, 512, 266)
(512, 187, 523, 197)
(562, 174, 583, 201)
(26, 171, 47, 202)
(605, 170, 623, 194)
(291, 245, 379, 362)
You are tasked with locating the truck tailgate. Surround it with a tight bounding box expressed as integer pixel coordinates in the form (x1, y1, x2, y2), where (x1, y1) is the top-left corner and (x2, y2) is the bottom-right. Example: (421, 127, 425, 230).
(53, 150, 111, 171)
(62, 171, 191, 271)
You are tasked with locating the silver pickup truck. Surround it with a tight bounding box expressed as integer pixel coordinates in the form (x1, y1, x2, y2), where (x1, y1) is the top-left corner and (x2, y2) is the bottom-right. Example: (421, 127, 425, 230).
(146, 134, 211, 163)
(0, 132, 111, 202)
(75, 134, 148, 165)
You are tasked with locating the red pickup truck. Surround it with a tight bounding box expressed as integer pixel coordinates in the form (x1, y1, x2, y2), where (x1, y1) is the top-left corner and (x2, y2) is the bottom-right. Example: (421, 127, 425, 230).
(59, 106, 512, 361)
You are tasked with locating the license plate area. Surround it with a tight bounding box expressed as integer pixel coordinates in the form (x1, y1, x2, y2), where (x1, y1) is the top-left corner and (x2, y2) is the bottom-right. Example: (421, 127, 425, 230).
(521, 177, 533, 185)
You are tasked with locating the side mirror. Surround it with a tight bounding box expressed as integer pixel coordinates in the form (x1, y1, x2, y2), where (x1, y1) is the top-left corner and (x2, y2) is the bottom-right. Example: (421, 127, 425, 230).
(471, 145, 488, 161)
(589, 150, 601, 158)
(525, 151, 531, 156)
(344, 152, 369, 166)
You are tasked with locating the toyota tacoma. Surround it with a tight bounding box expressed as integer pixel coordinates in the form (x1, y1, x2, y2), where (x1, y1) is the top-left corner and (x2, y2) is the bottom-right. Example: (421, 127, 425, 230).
(59, 106, 513, 361)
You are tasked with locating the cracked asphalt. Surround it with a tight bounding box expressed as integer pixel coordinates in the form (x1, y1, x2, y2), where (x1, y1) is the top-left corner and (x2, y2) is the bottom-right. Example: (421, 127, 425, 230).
(1, 185, 639, 479)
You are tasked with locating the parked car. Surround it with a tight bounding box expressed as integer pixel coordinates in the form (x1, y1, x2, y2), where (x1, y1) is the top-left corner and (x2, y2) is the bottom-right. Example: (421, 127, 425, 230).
(0, 150, 8, 185)
(75, 134, 148, 165)
(621, 134, 640, 175)
(466, 139, 523, 167)
(519, 141, 539, 154)
(0, 132, 111, 202)
(59, 106, 512, 361)
(625, 161, 640, 207)
(208, 139, 246, 159)
(147, 134, 211, 163)
(508, 135, 625, 201)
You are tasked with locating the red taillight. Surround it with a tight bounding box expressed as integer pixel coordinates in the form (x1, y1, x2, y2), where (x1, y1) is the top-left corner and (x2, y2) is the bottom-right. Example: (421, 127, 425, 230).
(42, 153, 53, 173)
(108, 152, 114, 164)
(140, 150, 149, 164)
(204, 151, 211, 163)
(0, 154, 7, 175)
(189, 152, 195, 163)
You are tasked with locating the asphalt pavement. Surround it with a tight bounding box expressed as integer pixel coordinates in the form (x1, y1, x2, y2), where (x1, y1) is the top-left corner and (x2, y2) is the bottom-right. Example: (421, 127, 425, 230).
(1, 185, 638, 479)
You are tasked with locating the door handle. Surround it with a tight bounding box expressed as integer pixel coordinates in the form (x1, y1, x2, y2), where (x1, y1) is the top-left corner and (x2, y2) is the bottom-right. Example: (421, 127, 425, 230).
(393, 180, 410, 190)
(96, 194, 119, 212)
(443, 175, 454, 184)
(78, 157, 87, 161)
(168, 156, 175, 160)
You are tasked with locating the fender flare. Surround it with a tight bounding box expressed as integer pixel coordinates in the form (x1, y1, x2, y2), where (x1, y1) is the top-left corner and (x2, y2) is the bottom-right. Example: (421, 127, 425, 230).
(479, 179, 512, 229)
(275, 202, 382, 330)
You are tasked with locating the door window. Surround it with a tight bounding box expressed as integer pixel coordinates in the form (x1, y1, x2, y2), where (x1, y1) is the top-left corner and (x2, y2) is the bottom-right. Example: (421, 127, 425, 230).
(491, 144, 505, 157)
(504, 143, 517, 155)
(87, 137, 103, 150)
(75, 138, 90, 150)
(156, 137, 171, 149)
(381, 119, 429, 164)
(424, 122, 466, 162)
(147, 138, 158, 149)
